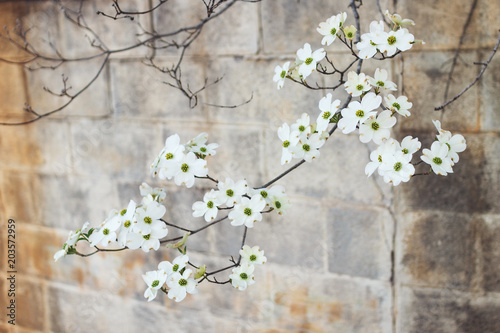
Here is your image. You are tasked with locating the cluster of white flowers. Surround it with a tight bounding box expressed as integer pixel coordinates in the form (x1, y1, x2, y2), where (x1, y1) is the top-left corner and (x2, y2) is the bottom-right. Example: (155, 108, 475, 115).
(192, 180, 290, 225)
(142, 254, 199, 302)
(229, 245, 267, 290)
(150, 133, 215, 188)
(273, 11, 466, 186)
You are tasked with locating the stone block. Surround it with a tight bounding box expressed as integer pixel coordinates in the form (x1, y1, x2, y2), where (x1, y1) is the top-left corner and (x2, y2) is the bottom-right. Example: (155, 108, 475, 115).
(398, 0, 500, 50)
(261, 0, 391, 55)
(396, 50, 479, 133)
(0, 64, 28, 123)
(242, 199, 327, 269)
(59, 0, 151, 59)
(265, 131, 389, 206)
(477, 214, 500, 292)
(397, 133, 500, 214)
(0, 171, 40, 224)
(396, 211, 476, 289)
(153, 0, 259, 56)
(26, 60, 111, 119)
(109, 58, 209, 121)
(397, 286, 500, 333)
(15, 276, 47, 330)
(69, 118, 162, 180)
(327, 206, 393, 280)
(205, 56, 325, 129)
(479, 52, 500, 131)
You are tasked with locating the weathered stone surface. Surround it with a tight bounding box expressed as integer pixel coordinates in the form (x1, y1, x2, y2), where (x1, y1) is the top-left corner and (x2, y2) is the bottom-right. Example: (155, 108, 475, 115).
(398, 0, 500, 50)
(397, 133, 500, 214)
(327, 206, 393, 280)
(15, 277, 47, 330)
(266, 132, 389, 206)
(396, 50, 479, 133)
(153, 0, 259, 56)
(0, 64, 27, 123)
(0, 171, 40, 224)
(109, 57, 209, 121)
(261, 0, 391, 55)
(69, 118, 161, 180)
(397, 211, 476, 289)
(477, 214, 500, 292)
(479, 52, 500, 131)
(397, 286, 500, 333)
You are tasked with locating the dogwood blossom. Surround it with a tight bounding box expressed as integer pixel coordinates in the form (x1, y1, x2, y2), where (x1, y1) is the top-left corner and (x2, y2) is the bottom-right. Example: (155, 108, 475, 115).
(338, 92, 381, 134)
(385, 10, 415, 27)
(273, 61, 290, 89)
(192, 189, 225, 222)
(359, 110, 396, 144)
(344, 71, 371, 97)
(368, 68, 397, 92)
(54, 222, 90, 261)
(217, 178, 248, 206)
(278, 122, 300, 164)
(373, 28, 414, 56)
(365, 138, 398, 177)
(126, 221, 168, 252)
(89, 210, 121, 247)
(151, 134, 185, 179)
(117, 200, 138, 247)
(167, 269, 198, 302)
(296, 43, 325, 78)
(317, 12, 347, 46)
(140, 182, 166, 204)
(230, 262, 255, 291)
(290, 132, 326, 162)
(432, 120, 467, 165)
(240, 245, 267, 265)
(378, 150, 415, 185)
(400, 136, 421, 156)
(421, 141, 454, 175)
(384, 94, 413, 117)
(229, 194, 266, 228)
(343, 25, 357, 40)
(158, 254, 189, 277)
(316, 93, 341, 133)
(356, 20, 385, 59)
(134, 201, 166, 235)
(290, 113, 312, 140)
(172, 152, 208, 188)
(142, 269, 167, 302)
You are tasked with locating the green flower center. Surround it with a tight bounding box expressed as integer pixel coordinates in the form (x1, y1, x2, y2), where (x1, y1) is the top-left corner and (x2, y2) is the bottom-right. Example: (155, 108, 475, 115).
(143, 234, 151, 240)
(244, 208, 252, 216)
(275, 201, 282, 209)
(179, 279, 188, 286)
(260, 190, 268, 198)
(283, 140, 290, 148)
(200, 147, 207, 153)
(226, 189, 234, 197)
(249, 255, 257, 262)
(394, 162, 403, 171)
(173, 264, 179, 272)
(356, 84, 364, 91)
(103, 228, 110, 236)
(166, 153, 174, 160)
(370, 40, 377, 46)
(376, 81, 385, 87)
(330, 27, 337, 35)
(280, 70, 286, 79)
(120, 209, 127, 216)
(302, 144, 310, 152)
(151, 280, 160, 288)
(240, 273, 248, 280)
(378, 155, 382, 162)
(371, 122, 380, 131)
(207, 201, 214, 209)
(387, 36, 397, 45)
(355, 110, 364, 118)
(181, 163, 189, 173)
(305, 57, 313, 65)
(402, 148, 409, 154)
(124, 220, 131, 228)
(298, 125, 305, 132)
(346, 32, 353, 38)
(144, 216, 152, 224)
(322, 111, 331, 119)
(433, 157, 443, 165)
(392, 102, 401, 110)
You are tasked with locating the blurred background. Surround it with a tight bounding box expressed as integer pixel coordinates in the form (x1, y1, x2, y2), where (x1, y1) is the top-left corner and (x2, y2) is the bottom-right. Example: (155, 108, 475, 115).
(0, 0, 499, 332)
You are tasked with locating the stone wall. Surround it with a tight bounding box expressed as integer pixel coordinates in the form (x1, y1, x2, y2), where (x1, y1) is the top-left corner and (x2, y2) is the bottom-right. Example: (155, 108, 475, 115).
(0, 0, 499, 332)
